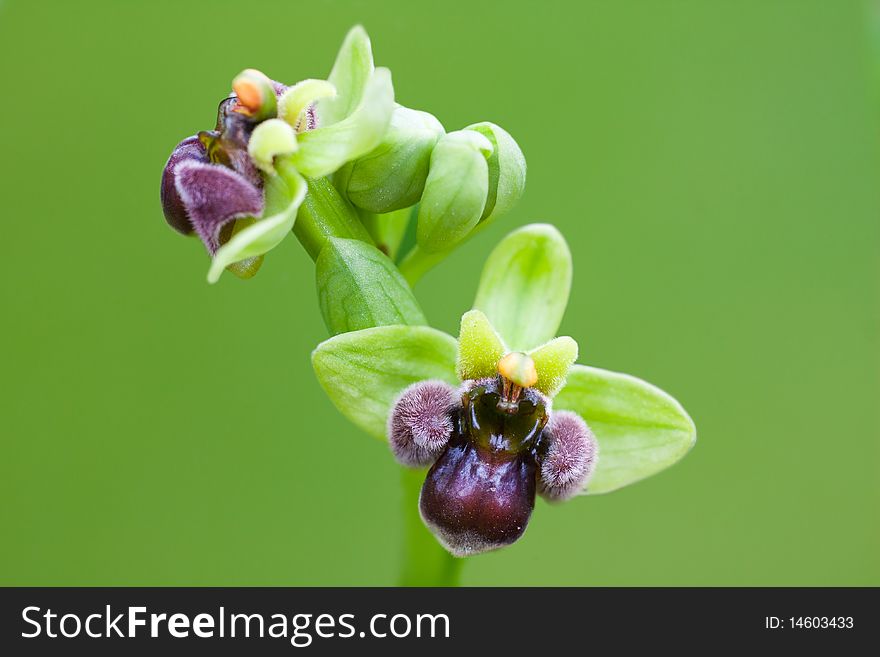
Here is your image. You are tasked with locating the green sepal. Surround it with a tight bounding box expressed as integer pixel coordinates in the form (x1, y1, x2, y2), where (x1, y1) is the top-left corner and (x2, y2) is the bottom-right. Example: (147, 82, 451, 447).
(473, 223, 572, 351)
(293, 67, 395, 178)
(554, 365, 697, 494)
(312, 325, 459, 440)
(317, 25, 374, 126)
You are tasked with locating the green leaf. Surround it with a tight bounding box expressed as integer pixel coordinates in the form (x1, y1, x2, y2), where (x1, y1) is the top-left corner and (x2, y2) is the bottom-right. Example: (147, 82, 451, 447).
(456, 309, 506, 381)
(316, 238, 427, 335)
(312, 325, 459, 440)
(529, 336, 578, 397)
(207, 160, 307, 284)
(317, 25, 374, 126)
(464, 122, 526, 224)
(554, 365, 696, 494)
(293, 67, 395, 178)
(416, 130, 492, 253)
(473, 223, 572, 351)
(346, 106, 445, 213)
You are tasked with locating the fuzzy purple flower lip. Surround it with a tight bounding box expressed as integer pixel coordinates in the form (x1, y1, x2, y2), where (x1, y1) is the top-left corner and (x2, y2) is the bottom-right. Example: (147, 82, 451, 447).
(159, 80, 293, 257)
(390, 375, 596, 557)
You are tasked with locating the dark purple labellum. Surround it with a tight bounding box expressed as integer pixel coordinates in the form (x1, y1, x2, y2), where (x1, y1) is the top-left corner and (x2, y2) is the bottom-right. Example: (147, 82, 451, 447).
(160, 136, 208, 235)
(419, 381, 548, 556)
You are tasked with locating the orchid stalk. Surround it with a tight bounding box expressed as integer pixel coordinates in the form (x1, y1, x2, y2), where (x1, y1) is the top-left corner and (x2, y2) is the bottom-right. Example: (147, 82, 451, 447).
(159, 26, 696, 586)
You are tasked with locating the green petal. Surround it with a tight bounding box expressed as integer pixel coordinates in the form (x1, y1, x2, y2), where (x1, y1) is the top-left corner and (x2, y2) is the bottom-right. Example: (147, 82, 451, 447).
(207, 161, 307, 284)
(456, 309, 506, 381)
(554, 365, 696, 494)
(279, 79, 337, 129)
(529, 336, 578, 397)
(316, 238, 427, 335)
(473, 223, 572, 351)
(317, 25, 374, 126)
(247, 119, 298, 174)
(293, 67, 395, 178)
(464, 122, 526, 225)
(416, 130, 492, 253)
(312, 325, 459, 440)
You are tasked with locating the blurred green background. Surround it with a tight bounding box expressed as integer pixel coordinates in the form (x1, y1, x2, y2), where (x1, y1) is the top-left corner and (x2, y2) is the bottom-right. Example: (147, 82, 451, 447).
(1, 0, 878, 586)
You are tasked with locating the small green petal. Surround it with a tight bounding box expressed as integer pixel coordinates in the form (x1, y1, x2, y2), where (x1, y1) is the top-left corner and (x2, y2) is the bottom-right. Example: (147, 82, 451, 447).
(554, 365, 697, 494)
(312, 325, 459, 440)
(317, 25, 374, 126)
(473, 223, 572, 351)
(207, 160, 306, 284)
(293, 67, 395, 178)
(456, 309, 507, 382)
(529, 336, 578, 397)
(247, 119, 298, 174)
(278, 79, 337, 129)
(416, 130, 493, 253)
(316, 237, 427, 335)
(464, 121, 526, 225)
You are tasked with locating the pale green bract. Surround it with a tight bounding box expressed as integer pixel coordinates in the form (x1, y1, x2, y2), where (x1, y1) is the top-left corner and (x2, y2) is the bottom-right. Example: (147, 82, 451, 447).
(316, 238, 426, 334)
(208, 161, 307, 284)
(473, 223, 572, 351)
(312, 326, 459, 440)
(554, 365, 696, 494)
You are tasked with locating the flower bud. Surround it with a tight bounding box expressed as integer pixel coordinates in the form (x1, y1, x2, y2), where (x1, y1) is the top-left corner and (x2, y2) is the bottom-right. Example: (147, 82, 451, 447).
(345, 106, 444, 213)
(419, 379, 548, 556)
(416, 130, 493, 253)
(463, 122, 526, 226)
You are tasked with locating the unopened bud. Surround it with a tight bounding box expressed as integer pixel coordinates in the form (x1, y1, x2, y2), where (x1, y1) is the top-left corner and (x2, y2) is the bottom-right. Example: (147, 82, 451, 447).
(346, 106, 444, 213)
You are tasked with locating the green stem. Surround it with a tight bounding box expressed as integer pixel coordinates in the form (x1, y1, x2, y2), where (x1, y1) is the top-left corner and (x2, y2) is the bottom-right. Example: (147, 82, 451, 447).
(398, 244, 450, 287)
(285, 167, 461, 585)
(398, 468, 462, 586)
(291, 175, 375, 261)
